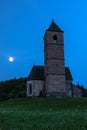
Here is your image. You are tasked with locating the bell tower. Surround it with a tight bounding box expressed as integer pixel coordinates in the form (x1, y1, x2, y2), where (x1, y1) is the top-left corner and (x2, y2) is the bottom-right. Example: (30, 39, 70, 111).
(44, 20, 67, 97)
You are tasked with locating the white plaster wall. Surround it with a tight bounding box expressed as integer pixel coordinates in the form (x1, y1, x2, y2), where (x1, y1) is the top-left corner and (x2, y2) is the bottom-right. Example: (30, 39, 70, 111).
(66, 80, 72, 97)
(26, 80, 44, 97)
(33, 80, 44, 96)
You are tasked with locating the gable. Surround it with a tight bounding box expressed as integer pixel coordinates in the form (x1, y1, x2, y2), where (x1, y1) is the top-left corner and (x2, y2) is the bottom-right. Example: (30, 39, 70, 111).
(28, 66, 44, 80)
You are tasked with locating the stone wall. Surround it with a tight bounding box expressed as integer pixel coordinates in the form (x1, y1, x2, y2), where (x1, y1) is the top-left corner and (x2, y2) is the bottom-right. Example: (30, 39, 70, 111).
(45, 75, 66, 97)
(45, 59, 65, 75)
(73, 85, 82, 97)
(44, 28, 66, 97)
(44, 31, 63, 45)
(45, 45, 64, 61)
(66, 80, 73, 97)
(26, 80, 44, 97)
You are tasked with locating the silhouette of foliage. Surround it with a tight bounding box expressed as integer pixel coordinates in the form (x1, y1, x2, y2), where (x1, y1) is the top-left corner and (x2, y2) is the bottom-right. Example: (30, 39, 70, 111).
(0, 77, 27, 101)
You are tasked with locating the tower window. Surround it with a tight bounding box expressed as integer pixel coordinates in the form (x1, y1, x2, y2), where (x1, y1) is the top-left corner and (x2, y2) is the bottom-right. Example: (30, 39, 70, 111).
(53, 35, 57, 43)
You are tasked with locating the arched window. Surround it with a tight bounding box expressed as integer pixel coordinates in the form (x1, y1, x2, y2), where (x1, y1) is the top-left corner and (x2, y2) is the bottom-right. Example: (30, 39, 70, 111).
(53, 35, 57, 43)
(29, 84, 32, 95)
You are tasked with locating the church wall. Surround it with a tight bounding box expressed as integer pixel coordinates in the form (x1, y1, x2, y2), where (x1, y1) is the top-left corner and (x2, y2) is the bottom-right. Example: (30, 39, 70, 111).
(44, 25, 66, 97)
(26, 81, 33, 97)
(26, 80, 44, 97)
(66, 80, 73, 97)
(73, 85, 82, 97)
(45, 45, 64, 61)
(45, 75, 66, 95)
(33, 80, 44, 96)
(44, 31, 63, 45)
(45, 59, 65, 75)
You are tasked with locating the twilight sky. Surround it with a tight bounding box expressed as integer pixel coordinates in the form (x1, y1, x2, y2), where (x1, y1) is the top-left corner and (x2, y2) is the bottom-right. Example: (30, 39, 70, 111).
(0, 0, 87, 87)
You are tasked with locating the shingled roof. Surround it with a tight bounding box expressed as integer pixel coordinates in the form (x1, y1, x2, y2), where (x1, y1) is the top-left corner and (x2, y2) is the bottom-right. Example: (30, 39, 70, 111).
(65, 67, 73, 80)
(47, 20, 63, 32)
(28, 66, 44, 80)
(28, 66, 73, 81)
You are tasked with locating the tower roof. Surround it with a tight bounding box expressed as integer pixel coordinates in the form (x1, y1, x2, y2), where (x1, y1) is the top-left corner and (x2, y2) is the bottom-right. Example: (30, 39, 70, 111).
(47, 20, 63, 32)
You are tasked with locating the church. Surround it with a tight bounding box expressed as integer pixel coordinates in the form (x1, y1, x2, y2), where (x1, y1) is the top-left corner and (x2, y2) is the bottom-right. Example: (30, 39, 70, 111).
(26, 20, 82, 98)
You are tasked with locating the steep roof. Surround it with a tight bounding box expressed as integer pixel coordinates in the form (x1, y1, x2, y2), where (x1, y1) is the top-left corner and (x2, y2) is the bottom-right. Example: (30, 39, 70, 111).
(28, 66, 44, 80)
(65, 67, 73, 81)
(28, 66, 73, 81)
(47, 20, 63, 32)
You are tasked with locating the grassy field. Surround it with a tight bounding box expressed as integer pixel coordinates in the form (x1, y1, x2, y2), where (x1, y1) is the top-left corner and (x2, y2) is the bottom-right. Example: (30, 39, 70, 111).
(0, 98, 87, 130)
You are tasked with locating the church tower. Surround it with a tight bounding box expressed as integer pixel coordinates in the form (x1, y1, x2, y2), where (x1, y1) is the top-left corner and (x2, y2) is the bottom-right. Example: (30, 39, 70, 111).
(44, 20, 67, 97)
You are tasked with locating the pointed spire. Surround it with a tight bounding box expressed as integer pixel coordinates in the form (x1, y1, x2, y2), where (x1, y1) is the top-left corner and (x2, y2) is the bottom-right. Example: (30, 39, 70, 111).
(47, 20, 63, 32)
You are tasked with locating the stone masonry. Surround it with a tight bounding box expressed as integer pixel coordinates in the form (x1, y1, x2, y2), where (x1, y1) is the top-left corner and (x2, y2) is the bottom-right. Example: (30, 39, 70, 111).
(44, 20, 66, 97)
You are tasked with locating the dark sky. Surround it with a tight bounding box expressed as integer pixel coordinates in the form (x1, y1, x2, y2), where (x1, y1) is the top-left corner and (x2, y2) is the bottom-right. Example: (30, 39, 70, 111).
(0, 0, 87, 87)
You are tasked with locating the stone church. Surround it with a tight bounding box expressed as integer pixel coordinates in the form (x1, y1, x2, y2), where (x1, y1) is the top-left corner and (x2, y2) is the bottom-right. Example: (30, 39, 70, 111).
(26, 20, 82, 98)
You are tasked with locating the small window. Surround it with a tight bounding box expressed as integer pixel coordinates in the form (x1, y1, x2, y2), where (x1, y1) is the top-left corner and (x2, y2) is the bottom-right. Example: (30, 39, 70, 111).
(29, 84, 32, 94)
(53, 35, 57, 40)
(53, 35, 57, 43)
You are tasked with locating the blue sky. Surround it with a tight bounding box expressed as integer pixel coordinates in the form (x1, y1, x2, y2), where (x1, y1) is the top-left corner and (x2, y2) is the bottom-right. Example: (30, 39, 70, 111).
(0, 0, 87, 87)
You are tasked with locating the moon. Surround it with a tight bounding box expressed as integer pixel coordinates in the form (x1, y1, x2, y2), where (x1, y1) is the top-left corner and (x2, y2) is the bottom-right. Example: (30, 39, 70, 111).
(9, 57, 14, 62)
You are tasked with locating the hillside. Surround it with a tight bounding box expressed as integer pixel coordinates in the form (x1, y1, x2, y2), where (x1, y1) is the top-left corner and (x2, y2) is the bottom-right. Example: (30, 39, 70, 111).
(0, 98, 87, 129)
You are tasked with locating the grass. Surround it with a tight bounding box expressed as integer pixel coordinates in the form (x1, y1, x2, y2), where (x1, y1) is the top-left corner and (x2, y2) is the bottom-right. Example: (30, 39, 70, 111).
(0, 98, 87, 130)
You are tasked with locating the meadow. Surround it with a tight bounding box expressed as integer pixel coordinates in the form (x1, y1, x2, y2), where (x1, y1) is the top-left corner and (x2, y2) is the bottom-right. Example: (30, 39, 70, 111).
(0, 98, 87, 130)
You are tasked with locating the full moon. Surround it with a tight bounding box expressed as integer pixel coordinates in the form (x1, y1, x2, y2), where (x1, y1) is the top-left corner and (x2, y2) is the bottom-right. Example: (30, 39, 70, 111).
(9, 57, 14, 62)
